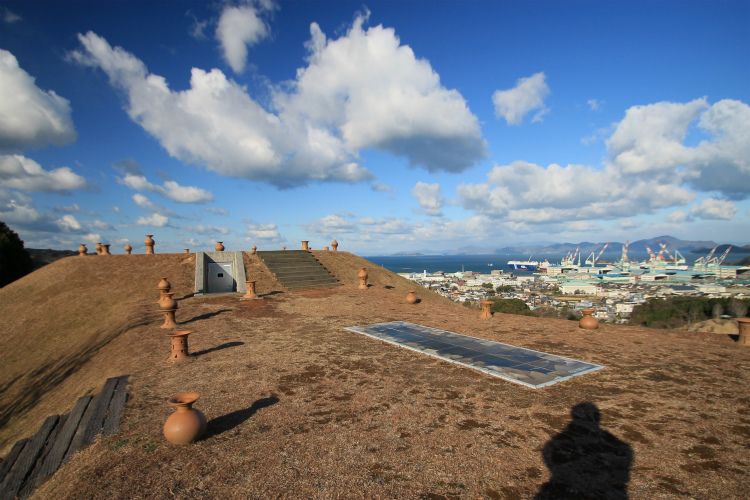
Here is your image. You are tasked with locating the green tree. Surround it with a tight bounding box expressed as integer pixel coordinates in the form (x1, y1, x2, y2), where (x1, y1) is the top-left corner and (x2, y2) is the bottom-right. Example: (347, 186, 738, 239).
(0, 221, 35, 287)
(490, 298, 537, 317)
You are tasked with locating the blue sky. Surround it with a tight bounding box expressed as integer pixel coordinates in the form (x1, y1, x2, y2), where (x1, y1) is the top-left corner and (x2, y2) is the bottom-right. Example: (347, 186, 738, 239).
(1, 0, 748, 255)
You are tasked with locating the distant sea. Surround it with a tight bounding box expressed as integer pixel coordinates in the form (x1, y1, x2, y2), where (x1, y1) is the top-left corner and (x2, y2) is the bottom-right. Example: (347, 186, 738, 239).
(362, 252, 690, 275)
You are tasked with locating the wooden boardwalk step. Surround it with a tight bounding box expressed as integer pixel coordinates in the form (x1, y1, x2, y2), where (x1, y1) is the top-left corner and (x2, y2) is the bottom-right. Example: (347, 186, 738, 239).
(0, 375, 130, 500)
(0, 415, 58, 500)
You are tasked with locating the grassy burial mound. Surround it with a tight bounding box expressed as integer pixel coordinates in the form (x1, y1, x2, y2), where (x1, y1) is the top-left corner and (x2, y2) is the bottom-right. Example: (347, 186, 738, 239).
(1, 250, 749, 499)
(0, 253, 195, 455)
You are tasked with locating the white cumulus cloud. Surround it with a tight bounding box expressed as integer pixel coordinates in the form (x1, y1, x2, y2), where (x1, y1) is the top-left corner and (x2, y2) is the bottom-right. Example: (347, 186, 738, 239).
(492, 72, 550, 125)
(607, 98, 750, 198)
(243, 219, 284, 242)
(457, 97, 749, 227)
(0, 154, 87, 192)
(69, 16, 486, 186)
(0, 50, 77, 152)
(185, 224, 229, 235)
(411, 181, 445, 216)
(216, 1, 275, 74)
(689, 198, 737, 220)
(118, 173, 214, 203)
(134, 213, 169, 227)
(457, 160, 696, 224)
(302, 214, 358, 235)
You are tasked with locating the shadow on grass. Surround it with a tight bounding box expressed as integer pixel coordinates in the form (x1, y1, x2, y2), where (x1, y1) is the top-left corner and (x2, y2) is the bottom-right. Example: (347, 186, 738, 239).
(533, 402, 633, 500)
(261, 291, 284, 297)
(181, 309, 232, 324)
(192, 341, 244, 357)
(205, 397, 280, 439)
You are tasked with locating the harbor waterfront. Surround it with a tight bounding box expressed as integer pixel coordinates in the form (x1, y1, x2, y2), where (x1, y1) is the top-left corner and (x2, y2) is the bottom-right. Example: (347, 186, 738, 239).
(364, 251, 750, 325)
(365, 252, 666, 275)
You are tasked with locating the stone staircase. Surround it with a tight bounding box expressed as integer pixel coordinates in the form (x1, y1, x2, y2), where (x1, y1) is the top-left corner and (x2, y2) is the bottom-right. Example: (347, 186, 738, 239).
(257, 251, 341, 289)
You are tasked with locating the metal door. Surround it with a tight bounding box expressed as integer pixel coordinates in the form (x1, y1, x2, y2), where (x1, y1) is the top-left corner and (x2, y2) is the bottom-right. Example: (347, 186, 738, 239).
(207, 262, 234, 293)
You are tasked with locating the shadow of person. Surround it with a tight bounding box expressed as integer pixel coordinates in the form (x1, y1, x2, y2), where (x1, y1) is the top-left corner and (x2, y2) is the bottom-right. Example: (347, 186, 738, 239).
(204, 397, 279, 439)
(533, 402, 633, 500)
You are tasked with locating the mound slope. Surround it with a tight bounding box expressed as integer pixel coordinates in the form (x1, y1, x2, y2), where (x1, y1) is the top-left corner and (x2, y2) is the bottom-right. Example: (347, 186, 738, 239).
(0, 250, 748, 499)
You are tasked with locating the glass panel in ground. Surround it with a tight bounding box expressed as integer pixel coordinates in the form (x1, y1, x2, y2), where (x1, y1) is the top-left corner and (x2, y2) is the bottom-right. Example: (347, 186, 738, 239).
(344, 321, 604, 388)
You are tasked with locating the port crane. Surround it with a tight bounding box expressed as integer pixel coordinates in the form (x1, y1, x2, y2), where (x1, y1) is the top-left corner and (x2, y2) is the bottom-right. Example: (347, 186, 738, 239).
(617, 240, 630, 270)
(644, 245, 660, 264)
(562, 246, 579, 266)
(585, 242, 610, 267)
(693, 246, 718, 271)
(657, 241, 687, 267)
(707, 246, 732, 270)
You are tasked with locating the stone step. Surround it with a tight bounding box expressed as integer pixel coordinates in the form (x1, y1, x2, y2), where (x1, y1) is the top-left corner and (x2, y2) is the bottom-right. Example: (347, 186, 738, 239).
(257, 251, 340, 289)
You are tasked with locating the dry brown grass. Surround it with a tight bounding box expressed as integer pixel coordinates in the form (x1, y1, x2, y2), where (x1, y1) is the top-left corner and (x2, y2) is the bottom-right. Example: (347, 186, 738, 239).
(1, 251, 749, 499)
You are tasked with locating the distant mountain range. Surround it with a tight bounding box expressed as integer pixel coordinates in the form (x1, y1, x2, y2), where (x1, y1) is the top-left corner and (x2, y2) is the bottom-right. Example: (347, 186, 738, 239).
(390, 236, 750, 256)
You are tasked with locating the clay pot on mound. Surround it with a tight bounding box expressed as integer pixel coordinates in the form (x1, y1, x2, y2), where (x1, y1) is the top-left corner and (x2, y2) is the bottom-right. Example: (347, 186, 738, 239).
(736, 318, 750, 346)
(102, 244, 111, 255)
(125, 244, 132, 255)
(406, 291, 418, 304)
(159, 292, 179, 328)
(95, 243, 102, 255)
(163, 393, 207, 445)
(301, 241, 309, 251)
(579, 308, 599, 330)
(145, 235, 155, 254)
(159, 292, 177, 311)
(158, 277, 171, 296)
(252, 245, 257, 254)
(184, 249, 189, 253)
(78, 244, 87, 256)
(358, 268, 368, 289)
(332, 239, 338, 251)
(215, 242, 225, 252)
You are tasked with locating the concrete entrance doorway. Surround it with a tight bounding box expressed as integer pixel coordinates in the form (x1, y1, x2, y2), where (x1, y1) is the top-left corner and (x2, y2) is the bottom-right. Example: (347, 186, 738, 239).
(207, 262, 234, 293)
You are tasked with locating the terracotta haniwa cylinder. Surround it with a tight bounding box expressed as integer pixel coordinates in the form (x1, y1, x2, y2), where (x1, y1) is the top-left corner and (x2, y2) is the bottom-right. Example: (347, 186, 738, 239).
(736, 318, 750, 346)
(215, 241, 225, 252)
(406, 291, 418, 304)
(358, 268, 368, 289)
(579, 308, 599, 330)
(125, 244, 132, 255)
(332, 239, 338, 251)
(252, 245, 257, 254)
(184, 249, 189, 253)
(95, 243, 103, 255)
(244, 280, 259, 299)
(163, 393, 207, 445)
(480, 300, 493, 319)
(282, 247, 286, 251)
(145, 235, 155, 254)
(78, 244, 87, 256)
(301, 241, 309, 251)
(102, 244, 111, 255)
(166, 331, 193, 362)
(325, 246, 329, 251)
